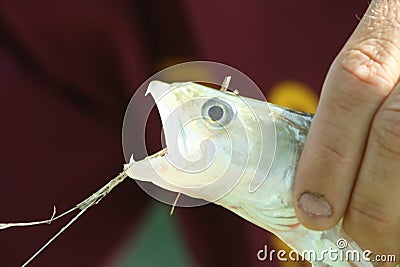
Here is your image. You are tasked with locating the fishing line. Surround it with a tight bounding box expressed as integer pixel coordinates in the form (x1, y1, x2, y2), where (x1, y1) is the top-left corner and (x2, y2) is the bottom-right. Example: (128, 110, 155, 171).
(1, 166, 131, 266)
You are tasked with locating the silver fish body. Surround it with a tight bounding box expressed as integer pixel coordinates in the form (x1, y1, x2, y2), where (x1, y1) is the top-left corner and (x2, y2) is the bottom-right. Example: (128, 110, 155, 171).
(125, 81, 371, 267)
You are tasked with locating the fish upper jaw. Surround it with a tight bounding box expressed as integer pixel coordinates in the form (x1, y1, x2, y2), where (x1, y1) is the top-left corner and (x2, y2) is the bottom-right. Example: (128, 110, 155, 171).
(146, 80, 175, 125)
(146, 80, 183, 154)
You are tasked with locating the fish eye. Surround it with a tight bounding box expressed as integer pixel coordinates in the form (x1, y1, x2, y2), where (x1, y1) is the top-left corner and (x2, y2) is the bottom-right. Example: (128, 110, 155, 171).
(208, 105, 224, 121)
(202, 98, 235, 127)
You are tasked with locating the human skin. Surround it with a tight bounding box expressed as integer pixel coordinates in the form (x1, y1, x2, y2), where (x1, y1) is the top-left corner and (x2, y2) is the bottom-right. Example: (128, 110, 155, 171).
(293, 0, 400, 265)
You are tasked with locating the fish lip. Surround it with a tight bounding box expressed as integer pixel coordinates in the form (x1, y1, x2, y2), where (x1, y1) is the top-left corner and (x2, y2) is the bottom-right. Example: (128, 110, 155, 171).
(146, 80, 171, 99)
(145, 80, 164, 96)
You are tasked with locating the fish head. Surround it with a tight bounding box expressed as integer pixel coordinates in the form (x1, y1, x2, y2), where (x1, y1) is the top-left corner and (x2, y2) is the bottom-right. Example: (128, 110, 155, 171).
(128, 80, 279, 203)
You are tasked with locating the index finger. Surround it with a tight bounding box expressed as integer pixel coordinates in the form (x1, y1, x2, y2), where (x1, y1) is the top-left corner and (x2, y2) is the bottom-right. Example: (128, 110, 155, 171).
(293, 0, 400, 230)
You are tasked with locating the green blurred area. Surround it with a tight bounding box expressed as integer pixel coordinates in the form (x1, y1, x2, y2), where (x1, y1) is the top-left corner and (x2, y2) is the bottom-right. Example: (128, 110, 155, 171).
(116, 203, 196, 267)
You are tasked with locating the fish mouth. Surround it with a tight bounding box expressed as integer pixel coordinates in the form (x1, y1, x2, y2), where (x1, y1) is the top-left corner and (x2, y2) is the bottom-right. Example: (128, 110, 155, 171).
(144, 81, 219, 186)
(145, 81, 196, 168)
(145, 80, 179, 157)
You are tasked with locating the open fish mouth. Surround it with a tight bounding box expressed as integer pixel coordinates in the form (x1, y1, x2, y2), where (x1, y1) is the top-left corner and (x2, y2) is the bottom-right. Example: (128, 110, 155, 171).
(145, 81, 216, 174)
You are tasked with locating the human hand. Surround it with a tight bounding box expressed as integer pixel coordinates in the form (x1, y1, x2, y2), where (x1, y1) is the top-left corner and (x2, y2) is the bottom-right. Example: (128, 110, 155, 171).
(293, 1, 400, 264)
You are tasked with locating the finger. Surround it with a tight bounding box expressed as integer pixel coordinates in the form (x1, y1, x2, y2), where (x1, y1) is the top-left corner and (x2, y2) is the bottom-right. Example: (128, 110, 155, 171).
(294, 0, 400, 230)
(342, 82, 400, 265)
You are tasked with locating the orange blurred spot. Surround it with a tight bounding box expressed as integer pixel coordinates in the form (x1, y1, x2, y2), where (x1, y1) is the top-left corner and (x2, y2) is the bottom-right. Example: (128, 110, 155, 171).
(268, 81, 318, 113)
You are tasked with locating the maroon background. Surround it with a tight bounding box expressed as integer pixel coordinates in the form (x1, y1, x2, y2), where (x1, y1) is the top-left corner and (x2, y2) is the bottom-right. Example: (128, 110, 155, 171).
(0, 1, 368, 266)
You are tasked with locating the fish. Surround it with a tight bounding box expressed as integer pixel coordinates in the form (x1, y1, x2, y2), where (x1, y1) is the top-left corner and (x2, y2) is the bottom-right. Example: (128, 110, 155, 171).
(125, 80, 372, 267)
(0, 79, 372, 267)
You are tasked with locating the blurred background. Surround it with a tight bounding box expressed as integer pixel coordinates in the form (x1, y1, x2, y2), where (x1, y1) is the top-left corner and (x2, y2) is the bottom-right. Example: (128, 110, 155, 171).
(0, 1, 368, 266)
